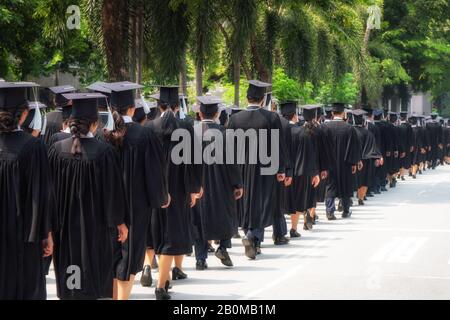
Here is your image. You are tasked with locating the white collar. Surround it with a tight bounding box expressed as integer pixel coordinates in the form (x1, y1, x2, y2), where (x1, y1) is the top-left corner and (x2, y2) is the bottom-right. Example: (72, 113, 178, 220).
(63, 127, 71, 133)
(201, 119, 215, 123)
(332, 117, 344, 121)
(289, 121, 297, 125)
(83, 132, 94, 138)
(247, 104, 261, 110)
(160, 111, 166, 118)
(122, 116, 133, 124)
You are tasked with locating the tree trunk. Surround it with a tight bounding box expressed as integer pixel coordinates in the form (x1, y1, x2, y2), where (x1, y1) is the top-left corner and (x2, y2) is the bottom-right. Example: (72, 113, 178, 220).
(180, 51, 188, 96)
(136, 0, 144, 85)
(102, 0, 129, 81)
(234, 58, 240, 107)
(196, 61, 203, 97)
(129, 6, 137, 82)
(358, 26, 372, 106)
(250, 36, 269, 82)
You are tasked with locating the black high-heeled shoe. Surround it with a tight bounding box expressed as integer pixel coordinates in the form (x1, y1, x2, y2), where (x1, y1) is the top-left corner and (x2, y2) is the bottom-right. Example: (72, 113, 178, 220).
(172, 267, 188, 280)
(155, 288, 171, 300)
(140, 265, 152, 287)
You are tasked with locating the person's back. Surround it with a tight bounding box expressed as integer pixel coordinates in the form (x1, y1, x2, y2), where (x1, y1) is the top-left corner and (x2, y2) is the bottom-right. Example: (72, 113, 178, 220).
(0, 131, 53, 300)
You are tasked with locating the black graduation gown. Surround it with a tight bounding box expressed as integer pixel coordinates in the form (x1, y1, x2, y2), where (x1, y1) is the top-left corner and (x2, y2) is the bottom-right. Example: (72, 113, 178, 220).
(385, 122, 400, 174)
(373, 121, 388, 181)
(227, 106, 287, 230)
(398, 122, 413, 169)
(0, 131, 54, 300)
(354, 126, 381, 188)
(275, 116, 293, 216)
(43, 111, 63, 146)
(49, 137, 127, 300)
(445, 126, 450, 157)
(114, 122, 168, 281)
(191, 121, 243, 241)
(411, 125, 425, 165)
(283, 123, 327, 212)
(146, 112, 202, 255)
(322, 119, 361, 199)
(426, 121, 443, 163)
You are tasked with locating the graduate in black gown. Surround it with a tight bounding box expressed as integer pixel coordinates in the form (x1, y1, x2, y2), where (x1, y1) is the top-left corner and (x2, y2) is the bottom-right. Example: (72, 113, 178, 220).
(386, 112, 400, 188)
(444, 119, 450, 164)
(409, 114, 427, 178)
(145, 86, 203, 300)
(100, 82, 170, 300)
(350, 109, 382, 206)
(398, 112, 414, 180)
(43, 85, 76, 146)
(191, 96, 243, 270)
(364, 106, 382, 197)
(283, 104, 328, 231)
(271, 100, 292, 245)
(426, 113, 443, 169)
(0, 82, 54, 300)
(49, 93, 129, 300)
(322, 103, 361, 220)
(227, 80, 288, 260)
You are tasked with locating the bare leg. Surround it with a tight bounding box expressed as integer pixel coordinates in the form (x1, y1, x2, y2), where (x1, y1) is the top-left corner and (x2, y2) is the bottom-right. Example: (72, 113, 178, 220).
(116, 275, 136, 300)
(309, 207, 316, 219)
(144, 248, 155, 269)
(157, 255, 173, 289)
(174, 255, 184, 270)
(113, 279, 118, 300)
(291, 212, 301, 231)
(360, 186, 368, 199)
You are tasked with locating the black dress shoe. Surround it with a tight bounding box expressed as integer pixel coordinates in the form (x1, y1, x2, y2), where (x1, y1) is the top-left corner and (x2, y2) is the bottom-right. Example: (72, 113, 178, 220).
(374, 190, 381, 194)
(381, 186, 388, 192)
(140, 265, 153, 287)
(255, 246, 261, 255)
(363, 196, 367, 201)
(196, 260, 208, 270)
(327, 213, 337, 221)
(401, 176, 405, 181)
(412, 174, 416, 179)
(233, 232, 241, 239)
(409, 172, 412, 177)
(367, 192, 374, 197)
(290, 229, 301, 238)
(304, 213, 313, 230)
(358, 199, 365, 206)
(342, 211, 352, 218)
(155, 288, 171, 300)
(215, 248, 233, 267)
(419, 170, 423, 174)
(274, 236, 290, 245)
(172, 267, 188, 280)
(242, 237, 256, 260)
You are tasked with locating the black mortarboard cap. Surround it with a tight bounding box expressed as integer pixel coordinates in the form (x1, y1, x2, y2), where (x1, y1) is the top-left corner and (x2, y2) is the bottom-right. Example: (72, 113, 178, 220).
(48, 85, 76, 107)
(159, 86, 179, 105)
(247, 80, 271, 101)
(197, 96, 221, 114)
(301, 104, 322, 121)
(280, 101, 298, 115)
(102, 82, 143, 109)
(331, 102, 346, 113)
(0, 82, 39, 109)
(62, 93, 105, 121)
(86, 82, 112, 95)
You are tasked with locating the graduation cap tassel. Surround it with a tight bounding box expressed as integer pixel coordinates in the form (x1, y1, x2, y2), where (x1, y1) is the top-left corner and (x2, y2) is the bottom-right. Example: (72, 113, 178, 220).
(30, 86, 43, 132)
(104, 99, 115, 131)
(179, 97, 187, 120)
(140, 93, 150, 115)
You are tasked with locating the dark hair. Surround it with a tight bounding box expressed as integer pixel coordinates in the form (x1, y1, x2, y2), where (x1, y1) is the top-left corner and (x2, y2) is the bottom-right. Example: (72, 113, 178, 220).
(201, 110, 218, 120)
(248, 98, 264, 105)
(304, 118, 318, 135)
(69, 116, 98, 155)
(0, 106, 26, 133)
(104, 107, 128, 148)
(158, 102, 179, 112)
(282, 112, 295, 122)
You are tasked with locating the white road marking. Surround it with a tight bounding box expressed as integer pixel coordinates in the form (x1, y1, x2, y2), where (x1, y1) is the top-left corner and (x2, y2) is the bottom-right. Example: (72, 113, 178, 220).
(370, 237, 428, 263)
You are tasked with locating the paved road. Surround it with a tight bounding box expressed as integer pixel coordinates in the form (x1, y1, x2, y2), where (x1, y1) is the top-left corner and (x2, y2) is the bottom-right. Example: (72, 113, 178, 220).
(46, 165, 450, 300)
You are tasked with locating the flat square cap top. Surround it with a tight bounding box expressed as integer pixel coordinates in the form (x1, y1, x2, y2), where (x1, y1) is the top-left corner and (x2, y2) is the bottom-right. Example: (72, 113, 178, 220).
(0, 82, 39, 109)
(48, 85, 76, 94)
(86, 82, 112, 94)
(350, 109, 368, 116)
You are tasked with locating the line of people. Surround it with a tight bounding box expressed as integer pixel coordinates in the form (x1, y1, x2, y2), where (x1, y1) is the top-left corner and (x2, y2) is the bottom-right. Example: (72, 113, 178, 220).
(1, 79, 449, 301)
